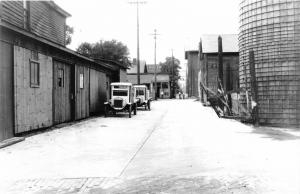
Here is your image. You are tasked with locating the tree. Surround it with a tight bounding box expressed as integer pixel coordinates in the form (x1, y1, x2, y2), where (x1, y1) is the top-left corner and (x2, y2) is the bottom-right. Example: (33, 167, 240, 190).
(161, 56, 181, 96)
(76, 42, 93, 57)
(76, 40, 131, 67)
(65, 25, 74, 46)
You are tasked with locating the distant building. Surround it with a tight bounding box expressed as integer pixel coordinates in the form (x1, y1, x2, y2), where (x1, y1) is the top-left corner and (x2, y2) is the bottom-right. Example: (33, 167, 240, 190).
(185, 51, 200, 97)
(199, 34, 239, 104)
(185, 34, 239, 103)
(127, 59, 170, 99)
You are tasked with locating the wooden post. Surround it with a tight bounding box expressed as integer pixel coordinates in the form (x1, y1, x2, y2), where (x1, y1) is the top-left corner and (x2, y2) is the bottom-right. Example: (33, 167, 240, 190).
(249, 50, 259, 125)
(199, 39, 204, 103)
(218, 36, 223, 88)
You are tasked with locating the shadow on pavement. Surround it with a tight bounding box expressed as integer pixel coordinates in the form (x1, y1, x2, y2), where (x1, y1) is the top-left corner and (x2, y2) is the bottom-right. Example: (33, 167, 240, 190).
(94, 175, 258, 194)
(251, 127, 300, 141)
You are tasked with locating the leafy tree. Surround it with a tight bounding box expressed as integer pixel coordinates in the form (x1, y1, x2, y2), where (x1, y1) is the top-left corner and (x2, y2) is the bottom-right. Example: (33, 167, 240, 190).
(76, 42, 93, 57)
(65, 25, 74, 46)
(161, 56, 181, 94)
(76, 40, 131, 67)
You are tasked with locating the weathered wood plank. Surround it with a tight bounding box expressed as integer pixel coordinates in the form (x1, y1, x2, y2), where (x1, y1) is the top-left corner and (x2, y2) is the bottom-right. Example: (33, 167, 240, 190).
(0, 41, 14, 141)
(75, 65, 90, 120)
(90, 69, 106, 114)
(14, 46, 53, 133)
(53, 60, 72, 124)
(29, 1, 65, 45)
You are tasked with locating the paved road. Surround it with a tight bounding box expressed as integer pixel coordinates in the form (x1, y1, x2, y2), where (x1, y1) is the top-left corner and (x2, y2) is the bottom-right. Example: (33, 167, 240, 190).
(0, 99, 300, 193)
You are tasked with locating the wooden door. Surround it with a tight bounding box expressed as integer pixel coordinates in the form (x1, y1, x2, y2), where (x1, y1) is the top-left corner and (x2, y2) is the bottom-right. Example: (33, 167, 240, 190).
(106, 75, 111, 101)
(75, 65, 89, 120)
(90, 69, 106, 115)
(0, 42, 14, 141)
(53, 60, 72, 124)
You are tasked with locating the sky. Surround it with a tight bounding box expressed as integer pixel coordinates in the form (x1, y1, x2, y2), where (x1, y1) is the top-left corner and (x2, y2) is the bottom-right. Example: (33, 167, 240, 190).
(55, 0, 240, 78)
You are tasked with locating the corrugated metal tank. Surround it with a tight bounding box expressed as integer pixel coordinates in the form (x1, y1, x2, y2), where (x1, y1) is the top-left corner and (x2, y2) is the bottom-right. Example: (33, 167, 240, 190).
(239, 0, 300, 127)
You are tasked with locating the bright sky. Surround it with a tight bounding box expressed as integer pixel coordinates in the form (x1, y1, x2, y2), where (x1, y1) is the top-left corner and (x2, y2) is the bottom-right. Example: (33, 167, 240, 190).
(55, 0, 239, 77)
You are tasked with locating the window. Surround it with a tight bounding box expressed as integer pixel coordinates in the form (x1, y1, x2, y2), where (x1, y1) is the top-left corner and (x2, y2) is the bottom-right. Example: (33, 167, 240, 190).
(136, 89, 144, 96)
(79, 73, 84, 89)
(58, 69, 64, 87)
(113, 90, 128, 96)
(162, 82, 168, 89)
(23, 0, 30, 30)
(30, 61, 40, 87)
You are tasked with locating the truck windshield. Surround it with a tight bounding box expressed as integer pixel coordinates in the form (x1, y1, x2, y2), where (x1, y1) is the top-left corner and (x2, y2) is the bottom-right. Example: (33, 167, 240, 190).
(136, 90, 144, 96)
(113, 90, 128, 96)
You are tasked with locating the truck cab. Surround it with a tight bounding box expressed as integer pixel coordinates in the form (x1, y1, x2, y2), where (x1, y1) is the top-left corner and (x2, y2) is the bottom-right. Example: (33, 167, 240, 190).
(133, 85, 151, 110)
(104, 82, 137, 118)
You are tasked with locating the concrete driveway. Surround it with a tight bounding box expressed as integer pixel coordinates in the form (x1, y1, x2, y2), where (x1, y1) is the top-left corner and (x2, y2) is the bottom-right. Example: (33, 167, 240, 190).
(0, 99, 300, 193)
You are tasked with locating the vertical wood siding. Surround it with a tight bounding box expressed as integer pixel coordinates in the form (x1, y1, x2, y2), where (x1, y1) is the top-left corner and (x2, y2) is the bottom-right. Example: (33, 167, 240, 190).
(75, 65, 89, 120)
(119, 69, 128, 82)
(53, 60, 72, 124)
(106, 75, 111, 100)
(90, 69, 106, 114)
(186, 52, 200, 97)
(0, 41, 14, 141)
(14, 46, 53, 133)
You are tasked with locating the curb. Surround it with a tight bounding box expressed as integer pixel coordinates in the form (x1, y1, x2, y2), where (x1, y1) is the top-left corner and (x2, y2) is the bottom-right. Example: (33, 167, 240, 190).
(0, 137, 25, 149)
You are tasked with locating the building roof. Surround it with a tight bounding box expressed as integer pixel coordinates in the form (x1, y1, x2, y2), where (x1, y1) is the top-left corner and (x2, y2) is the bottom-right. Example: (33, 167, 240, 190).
(46, 1, 71, 17)
(1, 22, 121, 72)
(93, 58, 129, 70)
(111, 82, 132, 86)
(127, 74, 170, 84)
(127, 59, 147, 74)
(146, 64, 162, 74)
(201, 34, 238, 53)
(133, 85, 147, 88)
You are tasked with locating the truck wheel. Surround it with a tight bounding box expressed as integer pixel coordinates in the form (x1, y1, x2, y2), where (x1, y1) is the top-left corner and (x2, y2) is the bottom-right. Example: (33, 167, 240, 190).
(129, 105, 132, 118)
(148, 101, 151, 110)
(134, 104, 137, 115)
(145, 103, 147, 110)
(104, 105, 107, 117)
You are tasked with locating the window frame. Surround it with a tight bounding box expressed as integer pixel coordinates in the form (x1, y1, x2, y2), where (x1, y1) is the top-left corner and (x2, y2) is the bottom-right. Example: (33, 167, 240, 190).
(58, 68, 64, 88)
(79, 73, 84, 89)
(30, 59, 40, 88)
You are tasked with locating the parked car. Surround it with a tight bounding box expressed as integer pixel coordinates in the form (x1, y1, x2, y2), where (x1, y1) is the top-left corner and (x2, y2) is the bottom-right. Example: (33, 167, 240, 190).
(104, 82, 137, 118)
(133, 85, 151, 110)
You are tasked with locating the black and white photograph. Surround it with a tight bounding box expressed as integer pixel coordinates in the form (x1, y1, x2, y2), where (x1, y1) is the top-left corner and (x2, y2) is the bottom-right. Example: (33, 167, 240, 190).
(0, 0, 300, 193)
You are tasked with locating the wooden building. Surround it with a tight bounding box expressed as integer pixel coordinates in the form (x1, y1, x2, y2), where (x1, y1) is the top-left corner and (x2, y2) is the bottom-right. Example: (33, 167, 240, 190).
(185, 35, 239, 104)
(198, 34, 239, 104)
(185, 51, 200, 98)
(0, 1, 125, 141)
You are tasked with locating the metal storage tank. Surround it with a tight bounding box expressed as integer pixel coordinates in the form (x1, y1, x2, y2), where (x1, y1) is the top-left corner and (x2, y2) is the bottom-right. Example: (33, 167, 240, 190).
(239, 0, 300, 127)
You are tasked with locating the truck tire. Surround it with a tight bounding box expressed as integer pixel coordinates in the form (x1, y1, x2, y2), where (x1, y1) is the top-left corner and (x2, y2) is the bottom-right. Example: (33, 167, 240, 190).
(134, 104, 137, 115)
(148, 101, 151, 110)
(104, 105, 107, 117)
(129, 105, 132, 118)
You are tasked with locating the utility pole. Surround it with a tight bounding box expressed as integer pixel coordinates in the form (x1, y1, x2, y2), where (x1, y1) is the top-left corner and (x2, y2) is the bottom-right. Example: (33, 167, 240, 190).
(150, 29, 160, 100)
(171, 49, 175, 99)
(129, 0, 146, 85)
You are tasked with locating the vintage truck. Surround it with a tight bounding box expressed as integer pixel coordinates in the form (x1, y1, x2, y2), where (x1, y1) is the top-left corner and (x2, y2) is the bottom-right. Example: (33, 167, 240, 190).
(104, 82, 137, 118)
(133, 85, 151, 110)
